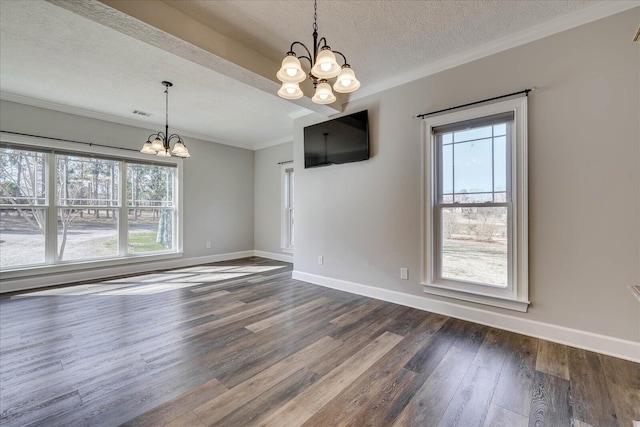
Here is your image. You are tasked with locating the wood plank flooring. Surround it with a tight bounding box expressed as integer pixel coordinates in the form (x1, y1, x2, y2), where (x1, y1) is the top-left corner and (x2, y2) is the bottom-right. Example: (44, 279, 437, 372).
(0, 257, 638, 427)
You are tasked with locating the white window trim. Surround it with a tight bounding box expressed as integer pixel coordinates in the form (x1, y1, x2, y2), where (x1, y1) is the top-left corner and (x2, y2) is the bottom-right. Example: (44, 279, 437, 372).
(421, 97, 529, 312)
(0, 132, 184, 279)
(280, 164, 294, 253)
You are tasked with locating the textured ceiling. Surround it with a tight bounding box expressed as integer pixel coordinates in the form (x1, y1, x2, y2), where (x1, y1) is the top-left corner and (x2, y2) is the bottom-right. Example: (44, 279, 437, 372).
(0, 0, 635, 150)
(164, 0, 596, 90)
(0, 0, 303, 149)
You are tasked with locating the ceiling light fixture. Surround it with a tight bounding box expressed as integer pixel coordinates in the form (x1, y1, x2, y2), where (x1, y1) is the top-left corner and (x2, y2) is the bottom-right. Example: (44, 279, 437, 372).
(276, 0, 360, 104)
(140, 81, 190, 158)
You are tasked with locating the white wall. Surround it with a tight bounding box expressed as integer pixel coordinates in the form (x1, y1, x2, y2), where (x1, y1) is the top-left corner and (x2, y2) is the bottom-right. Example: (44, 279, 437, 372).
(254, 141, 293, 258)
(0, 100, 255, 288)
(293, 9, 640, 350)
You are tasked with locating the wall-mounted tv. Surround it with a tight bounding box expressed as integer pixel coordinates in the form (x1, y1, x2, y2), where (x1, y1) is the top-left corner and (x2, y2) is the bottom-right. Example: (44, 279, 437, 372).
(304, 110, 369, 168)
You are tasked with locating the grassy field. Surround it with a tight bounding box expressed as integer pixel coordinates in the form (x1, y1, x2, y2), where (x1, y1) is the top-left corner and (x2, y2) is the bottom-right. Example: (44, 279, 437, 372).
(0, 210, 169, 267)
(104, 232, 166, 253)
(442, 238, 508, 287)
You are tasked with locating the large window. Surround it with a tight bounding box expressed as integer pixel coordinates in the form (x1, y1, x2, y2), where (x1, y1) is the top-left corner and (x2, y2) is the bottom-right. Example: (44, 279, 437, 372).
(423, 97, 529, 311)
(0, 141, 180, 271)
(56, 154, 120, 261)
(127, 163, 175, 253)
(0, 147, 47, 268)
(281, 165, 294, 253)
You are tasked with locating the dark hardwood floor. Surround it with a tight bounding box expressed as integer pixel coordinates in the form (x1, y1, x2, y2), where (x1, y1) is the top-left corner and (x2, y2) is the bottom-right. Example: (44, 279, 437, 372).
(1, 257, 638, 427)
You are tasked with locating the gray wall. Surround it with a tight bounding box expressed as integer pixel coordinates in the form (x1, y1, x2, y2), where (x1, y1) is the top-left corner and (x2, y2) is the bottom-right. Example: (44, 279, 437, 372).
(293, 9, 640, 342)
(254, 141, 293, 255)
(0, 99, 255, 261)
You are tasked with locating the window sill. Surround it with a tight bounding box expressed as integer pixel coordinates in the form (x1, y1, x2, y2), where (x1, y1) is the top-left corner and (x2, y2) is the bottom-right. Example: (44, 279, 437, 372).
(281, 247, 294, 254)
(423, 283, 530, 312)
(0, 252, 184, 280)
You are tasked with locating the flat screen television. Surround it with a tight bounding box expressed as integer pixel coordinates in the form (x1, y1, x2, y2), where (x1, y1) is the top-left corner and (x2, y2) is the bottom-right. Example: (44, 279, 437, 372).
(304, 110, 369, 168)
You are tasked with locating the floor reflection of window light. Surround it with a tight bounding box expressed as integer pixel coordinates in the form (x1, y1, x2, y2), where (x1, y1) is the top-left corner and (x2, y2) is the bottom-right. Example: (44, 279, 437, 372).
(170, 272, 251, 283)
(10, 266, 285, 298)
(172, 266, 238, 273)
(226, 266, 283, 273)
(96, 282, 204, 295)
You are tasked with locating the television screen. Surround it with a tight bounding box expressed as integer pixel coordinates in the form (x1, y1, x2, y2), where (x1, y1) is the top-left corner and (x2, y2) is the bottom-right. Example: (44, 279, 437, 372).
(304, 110, 369, 168)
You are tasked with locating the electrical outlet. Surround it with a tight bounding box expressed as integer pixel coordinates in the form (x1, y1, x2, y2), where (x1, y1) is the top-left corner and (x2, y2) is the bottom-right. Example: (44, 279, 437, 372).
(318, 255, 324, 265)
(206, 241, 212, 249)
(400, 268, 408, 280)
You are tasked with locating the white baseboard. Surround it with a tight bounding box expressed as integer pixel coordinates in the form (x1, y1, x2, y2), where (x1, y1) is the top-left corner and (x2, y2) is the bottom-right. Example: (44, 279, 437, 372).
(0, 250, 255, 294)
(253, 250, 294, 263)
(292, 270, 640, 363)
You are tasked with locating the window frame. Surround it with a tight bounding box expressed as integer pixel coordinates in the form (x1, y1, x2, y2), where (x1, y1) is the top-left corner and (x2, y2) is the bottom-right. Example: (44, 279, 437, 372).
(422, 97, 529, 312)
(280, 164, 294, 253)
(0, 132, 184, 278)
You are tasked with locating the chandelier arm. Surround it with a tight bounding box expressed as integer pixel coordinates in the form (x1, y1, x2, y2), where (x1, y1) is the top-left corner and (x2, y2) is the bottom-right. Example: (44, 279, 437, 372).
(167, 134, 182, 142)
(289, 41, 313, 62)
(316, 36, 329, 51)
(332, 51, 349, 66)
(298, 55, 313, 68)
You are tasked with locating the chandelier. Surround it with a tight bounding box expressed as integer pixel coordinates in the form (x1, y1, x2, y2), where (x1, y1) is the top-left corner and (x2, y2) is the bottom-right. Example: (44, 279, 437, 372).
(276, 0, 360, 105)
(140, 81, 190, 158)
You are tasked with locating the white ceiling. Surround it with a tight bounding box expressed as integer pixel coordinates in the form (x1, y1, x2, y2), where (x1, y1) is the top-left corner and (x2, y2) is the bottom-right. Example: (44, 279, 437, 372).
(0, 0, 636, 150)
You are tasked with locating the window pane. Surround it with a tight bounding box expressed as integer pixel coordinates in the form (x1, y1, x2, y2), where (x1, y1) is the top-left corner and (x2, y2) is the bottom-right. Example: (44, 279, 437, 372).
(454, 138, 492, 194)
(454, 192, 493, 203)
(494, 136, 507, 194)
(289, 208, 294, 247)
(0, 148, 46, 205)
(286, 171, 294, 209)
(288, 171, 294, 247)
(57, 208, 118, 261)
(442, 143, 453, 195)
(128, 208, 173, 253)
(453, 126, 492, 143)
(0, 208, 46, 267)
(57, 155, 119, 206)
(441, 206, 507, 287)
(289, 172, 294, 208)
(127, 164, 174, 208)
(493, 124, 506, 136)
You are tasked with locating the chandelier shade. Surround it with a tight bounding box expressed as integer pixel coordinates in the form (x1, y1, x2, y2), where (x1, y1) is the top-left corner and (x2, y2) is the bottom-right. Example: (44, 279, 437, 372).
(333, 65, 360, 93)
(310, 47, 341, 79)
(140, 81, 191, 158)
(312, 80, 336, 104)
(171, 141, 188, 155)
(276, 54, 306, 83)
(278, 82, 304, 99)
(276, 0, 359, 104)
(150, 137, 164, 152)
(140, 141, 156, 154)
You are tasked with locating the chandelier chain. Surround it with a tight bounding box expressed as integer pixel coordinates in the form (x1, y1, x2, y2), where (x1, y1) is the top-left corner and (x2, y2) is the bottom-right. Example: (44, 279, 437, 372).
(313, 0, 318, 33)
(165, 85, 169, 130)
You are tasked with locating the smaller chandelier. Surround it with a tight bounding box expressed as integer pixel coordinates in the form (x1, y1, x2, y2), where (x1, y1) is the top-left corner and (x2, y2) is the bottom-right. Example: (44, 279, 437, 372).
(140, 81, 191, 158)
(276, 0, 360, 104)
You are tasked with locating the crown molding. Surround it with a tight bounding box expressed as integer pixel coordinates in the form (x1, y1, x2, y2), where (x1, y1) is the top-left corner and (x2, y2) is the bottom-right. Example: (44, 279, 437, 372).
(0, 91, 258, 151)
(349, 1, 640, 102)
(253, 136, 294, 151)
